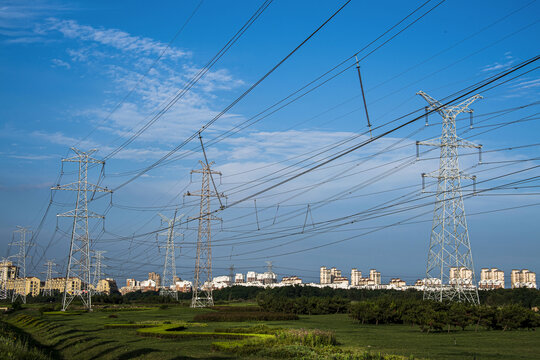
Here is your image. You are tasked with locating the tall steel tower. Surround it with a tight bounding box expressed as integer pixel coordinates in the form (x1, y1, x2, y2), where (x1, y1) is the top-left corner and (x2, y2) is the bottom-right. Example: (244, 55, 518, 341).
(51, 148, 112, 311)
(158, 210, 184, 300)
(0, 258, 10, 300)
(187, 160, 224, 308)
(417, 91, 481, 304)
(42, 260, 57, 297)
(11, 226, 32, 304)
(91, 250, 106, 294)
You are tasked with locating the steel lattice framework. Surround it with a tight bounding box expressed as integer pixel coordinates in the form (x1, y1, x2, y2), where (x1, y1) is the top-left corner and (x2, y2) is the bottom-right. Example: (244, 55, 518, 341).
(187, 160, 224, 308)
(158, 210, 183, 300)
(0, 258, 9, 300)
(417, 91, 482, 304)
(42, 260, 57, 297)
(91, 250, 106, 294)
(11, 226, 32, 304)
(51, 148, 111, 311)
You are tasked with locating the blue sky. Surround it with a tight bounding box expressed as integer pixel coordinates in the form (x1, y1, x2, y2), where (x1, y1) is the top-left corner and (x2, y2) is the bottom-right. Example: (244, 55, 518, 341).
(0, 0, 539, 285)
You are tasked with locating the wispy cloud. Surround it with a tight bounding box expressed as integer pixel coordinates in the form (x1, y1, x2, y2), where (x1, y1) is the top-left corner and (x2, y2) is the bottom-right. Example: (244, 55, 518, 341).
(45, 18, 190, 60)
(481, 52, 515, 72)
(51, 58, 70, 69)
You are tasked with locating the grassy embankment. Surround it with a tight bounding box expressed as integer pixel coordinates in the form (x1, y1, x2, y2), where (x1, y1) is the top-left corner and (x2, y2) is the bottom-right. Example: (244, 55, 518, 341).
(1, 304, 539, 359)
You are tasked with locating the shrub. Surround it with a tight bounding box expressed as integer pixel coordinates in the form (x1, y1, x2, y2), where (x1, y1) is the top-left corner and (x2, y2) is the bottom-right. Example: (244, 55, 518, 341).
(193, 311, 298, 322)
(108, 314, 118, 318)
(159, 304, 168, 310)
(276, 328, 337, 347)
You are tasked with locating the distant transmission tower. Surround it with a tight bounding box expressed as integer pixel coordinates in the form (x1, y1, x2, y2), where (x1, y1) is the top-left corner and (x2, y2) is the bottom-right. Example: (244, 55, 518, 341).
(187, 160, 225, 308)
(51, 148, 112, 311)
(92, 251, 106, 294)
(158, 210, 184, 300)
(42, 260, 58, 297)
(11, 226, 32, 304)
(417, 91, 482, 304)
(0, 258, 10, 300)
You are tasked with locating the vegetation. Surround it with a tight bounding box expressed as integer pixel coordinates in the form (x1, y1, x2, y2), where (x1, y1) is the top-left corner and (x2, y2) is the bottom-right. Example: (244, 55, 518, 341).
(349, 298, 540, 332)
(1, 299, 539, 359)
(0, 320, 55, 360)
(258, 294, 350, 314)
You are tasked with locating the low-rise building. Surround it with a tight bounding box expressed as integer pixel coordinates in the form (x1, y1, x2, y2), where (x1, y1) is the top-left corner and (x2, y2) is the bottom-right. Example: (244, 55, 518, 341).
(388, 278, 406, 288)
(333, 276, 349, 286)
(0, 260, 18, 283)
(281, 276, 302, 285)
(96, 278, 118, 295)
(5, 277, 40, 297)
(44, 277, 82, 294)
(235, 273, 244, 283)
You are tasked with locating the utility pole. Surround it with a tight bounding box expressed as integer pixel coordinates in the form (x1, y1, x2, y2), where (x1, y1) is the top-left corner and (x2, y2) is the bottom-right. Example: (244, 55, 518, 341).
(42, 260, 57, 297)
(92, 251, 106, 294)
(11, 226, 32, 304)
(186, 160, 225, 308)
(158, 210, 184, 300)
(416, 91, 482, 304)
(51, 147, 112, 311)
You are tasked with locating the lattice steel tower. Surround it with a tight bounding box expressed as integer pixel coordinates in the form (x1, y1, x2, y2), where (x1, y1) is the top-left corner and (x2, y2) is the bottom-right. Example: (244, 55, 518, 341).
(0, 258, 10, 300)
(11, 226, 32, 304)
(42, 260, 57, 297)
(187, 160, 224, 308)
(91, 250, 106, 294)
(158, 210, 184, 300)
(52, 148, 112, 311)
(417, 91, 481, 304)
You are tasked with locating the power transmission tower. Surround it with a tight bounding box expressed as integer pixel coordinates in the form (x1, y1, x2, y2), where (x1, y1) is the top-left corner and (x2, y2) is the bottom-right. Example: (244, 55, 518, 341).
(228, 264, 235, 285)
(417, 91, 482, 304)
(11, 226, 32, 304)
(0, 258, 10, 300)
(42, 260, 58, 297)
(186, 160, 225, 308)
(157, 210, 184, 300)
(91, 251, 106, 294)
(51, 148, 112, 311)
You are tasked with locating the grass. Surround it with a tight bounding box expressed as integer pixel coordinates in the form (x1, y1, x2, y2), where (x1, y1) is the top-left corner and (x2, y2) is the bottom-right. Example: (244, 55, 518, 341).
(2, 304, 539, 359)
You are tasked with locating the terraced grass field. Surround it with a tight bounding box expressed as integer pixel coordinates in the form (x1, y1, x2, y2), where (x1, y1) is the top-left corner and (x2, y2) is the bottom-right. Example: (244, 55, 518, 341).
(1, 304, 539, 359)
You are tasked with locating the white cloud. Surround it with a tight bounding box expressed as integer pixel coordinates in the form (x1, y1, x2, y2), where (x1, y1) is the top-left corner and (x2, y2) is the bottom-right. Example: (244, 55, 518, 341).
(51, 58, 70, 69)
(481, 53, 515, 72)
(46, 18, 190, 60)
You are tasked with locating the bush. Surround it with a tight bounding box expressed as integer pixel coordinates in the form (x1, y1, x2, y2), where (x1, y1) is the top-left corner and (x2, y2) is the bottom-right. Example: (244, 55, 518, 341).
(349, 298, 540, 332)
(159, 304, 168, 310)
(193, 311, 298, 322)
(276, 328, 337, 347)
(108, 314, 118, 318)
(257, 294, 350, 315)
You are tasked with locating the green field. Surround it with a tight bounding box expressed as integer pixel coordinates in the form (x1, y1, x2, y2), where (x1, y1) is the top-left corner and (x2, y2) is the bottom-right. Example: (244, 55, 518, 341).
(2, 304, 539, 359)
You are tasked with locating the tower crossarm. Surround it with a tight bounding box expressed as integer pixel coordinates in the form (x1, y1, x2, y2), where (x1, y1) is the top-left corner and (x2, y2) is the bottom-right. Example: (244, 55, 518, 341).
(51, 182, 112, 193)
(417, 138, 481, 149)
(423, 170, 476, 181)
(417, 91, 446, 117)
(56, 209, 105, 219)
(445, 94, 483, 117)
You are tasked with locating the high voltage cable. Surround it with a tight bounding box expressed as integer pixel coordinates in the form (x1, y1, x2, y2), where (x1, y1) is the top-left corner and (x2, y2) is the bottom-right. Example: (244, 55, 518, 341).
(100, 0, 351, 192)
(77, 0, 205, 147)
(103, 0, 274, 161)
(93, 0, 438, 192)
(218, 55, 540, 211)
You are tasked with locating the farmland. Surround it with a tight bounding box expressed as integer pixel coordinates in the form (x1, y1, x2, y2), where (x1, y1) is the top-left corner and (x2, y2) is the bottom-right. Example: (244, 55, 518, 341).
(1, 302, 539, 359)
